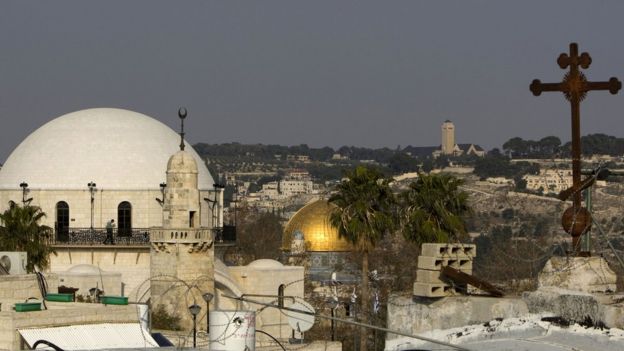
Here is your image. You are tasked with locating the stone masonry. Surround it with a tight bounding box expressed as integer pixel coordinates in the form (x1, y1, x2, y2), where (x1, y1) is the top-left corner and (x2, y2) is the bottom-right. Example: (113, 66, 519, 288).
(150, 149, 215, 332)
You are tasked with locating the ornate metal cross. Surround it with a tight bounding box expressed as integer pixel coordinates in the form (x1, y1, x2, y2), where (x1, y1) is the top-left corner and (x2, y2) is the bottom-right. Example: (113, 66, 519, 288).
(530, 42, 621, 255)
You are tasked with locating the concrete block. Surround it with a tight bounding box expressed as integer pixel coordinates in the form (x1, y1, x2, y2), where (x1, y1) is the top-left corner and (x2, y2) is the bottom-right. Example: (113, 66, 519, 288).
(416, 269, 447, 284)
(413, 282, 454, 298)
(417, 256, 473, 271)
(421, 243, 476, 258)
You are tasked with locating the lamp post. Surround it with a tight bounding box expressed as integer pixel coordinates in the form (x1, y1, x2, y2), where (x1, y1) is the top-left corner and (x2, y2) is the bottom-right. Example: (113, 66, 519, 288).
(87, 182, 97, 229)
(19, 182, 30, 205)
(188, 303, 201, 348)
(202, 292, 214, 334)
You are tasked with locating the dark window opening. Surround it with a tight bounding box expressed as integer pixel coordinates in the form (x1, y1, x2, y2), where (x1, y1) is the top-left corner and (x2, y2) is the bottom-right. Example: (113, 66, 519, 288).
(189, 211, 196, 228)
(56, 201, 69, 242)
(117, 201, 132, 236)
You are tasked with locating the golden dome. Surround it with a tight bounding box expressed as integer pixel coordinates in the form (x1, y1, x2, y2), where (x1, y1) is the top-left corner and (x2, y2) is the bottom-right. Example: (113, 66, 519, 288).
(283, 200, 352, 252)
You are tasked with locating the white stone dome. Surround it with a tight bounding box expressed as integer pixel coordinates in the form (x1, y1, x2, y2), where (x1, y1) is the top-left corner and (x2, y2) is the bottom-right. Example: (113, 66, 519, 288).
(0, 108, 214, 190)
(247, 259, 284, 269)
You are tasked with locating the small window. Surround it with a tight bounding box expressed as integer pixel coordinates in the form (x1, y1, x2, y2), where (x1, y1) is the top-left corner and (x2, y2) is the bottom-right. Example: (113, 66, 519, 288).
(118, 201, 132, 236)
(189, 211, 196, 228)
(56, 201, 70, 242)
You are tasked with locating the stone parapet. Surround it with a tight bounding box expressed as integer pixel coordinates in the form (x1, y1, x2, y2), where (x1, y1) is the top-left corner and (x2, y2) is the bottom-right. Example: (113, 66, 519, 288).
(150, 227, 213, 244)
(387, 294, 529, 337)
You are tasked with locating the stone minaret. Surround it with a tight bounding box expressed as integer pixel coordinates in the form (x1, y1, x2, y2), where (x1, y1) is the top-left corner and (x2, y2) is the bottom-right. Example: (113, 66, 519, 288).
(441, 120, 455, 155)
(150, 108, 214, 331)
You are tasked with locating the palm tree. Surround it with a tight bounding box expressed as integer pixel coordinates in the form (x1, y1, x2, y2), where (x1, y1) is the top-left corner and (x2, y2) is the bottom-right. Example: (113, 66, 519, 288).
(0, 201, 55, 272)
(399, 173, 470, 245)
(329, 166, 396, 351)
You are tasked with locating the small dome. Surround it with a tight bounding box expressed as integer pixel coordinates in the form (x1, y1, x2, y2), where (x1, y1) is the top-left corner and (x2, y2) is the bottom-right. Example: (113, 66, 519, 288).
(67, 264, 105, 274)
(167, 150, 198, 174)
(248, 259, 284, 269)
(283, 200, 352, 252)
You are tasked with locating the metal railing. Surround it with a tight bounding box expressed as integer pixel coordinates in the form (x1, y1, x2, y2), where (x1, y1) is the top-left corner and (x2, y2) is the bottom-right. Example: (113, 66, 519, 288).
(51, 227, 150, 246)
(50, 226, 236, 246)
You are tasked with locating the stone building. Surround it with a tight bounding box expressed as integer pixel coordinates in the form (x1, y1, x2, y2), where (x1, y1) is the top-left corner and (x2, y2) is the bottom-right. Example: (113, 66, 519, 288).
(0, 107, 306, 343)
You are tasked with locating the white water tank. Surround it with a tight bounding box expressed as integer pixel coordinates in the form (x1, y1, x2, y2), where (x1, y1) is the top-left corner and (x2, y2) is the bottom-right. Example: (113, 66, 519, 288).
(209, 310, 255, 351)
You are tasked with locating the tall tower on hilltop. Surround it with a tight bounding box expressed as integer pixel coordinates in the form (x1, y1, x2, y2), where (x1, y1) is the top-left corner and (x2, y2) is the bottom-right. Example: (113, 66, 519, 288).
(150, 108, 215, 332)
(441, 120, 455, 155)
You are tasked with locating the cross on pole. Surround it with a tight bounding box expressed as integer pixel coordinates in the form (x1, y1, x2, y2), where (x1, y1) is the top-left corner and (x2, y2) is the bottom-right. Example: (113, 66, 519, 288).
(530, 42, 621, 255)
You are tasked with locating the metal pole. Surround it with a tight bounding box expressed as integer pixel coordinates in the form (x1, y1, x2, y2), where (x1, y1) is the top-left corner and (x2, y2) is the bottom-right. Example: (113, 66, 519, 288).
(582, 187, 592, 252)
(206, 301, 210, 334)
(331, 307, 335, 341)
(193, 314, 197, 348)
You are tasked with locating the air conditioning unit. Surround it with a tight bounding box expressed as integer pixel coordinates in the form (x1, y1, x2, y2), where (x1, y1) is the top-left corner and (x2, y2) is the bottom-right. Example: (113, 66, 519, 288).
(0, 252, 28, 275)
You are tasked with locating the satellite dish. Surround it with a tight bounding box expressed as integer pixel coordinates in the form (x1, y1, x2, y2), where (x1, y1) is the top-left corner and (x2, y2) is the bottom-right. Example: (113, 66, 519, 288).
(286, 300, 315, 332)
(0, 255, 11, 273)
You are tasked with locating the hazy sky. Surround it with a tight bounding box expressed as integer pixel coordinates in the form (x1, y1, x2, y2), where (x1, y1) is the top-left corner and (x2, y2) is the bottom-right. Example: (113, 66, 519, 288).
(1, 1, 624, 163)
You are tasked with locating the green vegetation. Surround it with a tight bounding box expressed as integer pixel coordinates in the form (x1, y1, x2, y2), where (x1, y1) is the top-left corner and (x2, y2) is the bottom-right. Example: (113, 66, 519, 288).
(399, 173, 471, 244)
(329, 166, 396, 351)
(473, 154, 539, 186)
(0, 201, 55, 272)
(151, 304, 182, 331)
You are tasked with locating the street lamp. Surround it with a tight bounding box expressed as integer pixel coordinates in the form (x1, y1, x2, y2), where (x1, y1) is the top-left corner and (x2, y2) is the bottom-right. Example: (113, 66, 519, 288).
(202, 292, 214, 334)
(19, 182, 32, 205)
(188, 303, 201, 348)
(156, 182, 166, 205)
(87, 182, 97, 229)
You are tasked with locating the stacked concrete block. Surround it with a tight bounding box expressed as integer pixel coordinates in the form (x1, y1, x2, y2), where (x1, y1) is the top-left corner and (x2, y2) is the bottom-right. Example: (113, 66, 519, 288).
(414, 243, 476, 297)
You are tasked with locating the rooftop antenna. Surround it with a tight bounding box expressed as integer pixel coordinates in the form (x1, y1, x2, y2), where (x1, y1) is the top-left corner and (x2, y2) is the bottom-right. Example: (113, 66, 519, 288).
(178, 107, 187, 151)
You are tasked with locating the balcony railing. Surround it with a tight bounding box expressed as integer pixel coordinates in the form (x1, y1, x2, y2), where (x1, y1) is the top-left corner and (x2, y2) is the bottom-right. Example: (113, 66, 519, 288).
(50, 226, 236, 246)
(51, 227, 150, 246)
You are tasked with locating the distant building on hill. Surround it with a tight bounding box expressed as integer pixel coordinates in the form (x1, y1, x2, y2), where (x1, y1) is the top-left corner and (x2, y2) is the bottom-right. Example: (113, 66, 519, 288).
(425, 120, 486, 158)
(523, 169, 572, 194)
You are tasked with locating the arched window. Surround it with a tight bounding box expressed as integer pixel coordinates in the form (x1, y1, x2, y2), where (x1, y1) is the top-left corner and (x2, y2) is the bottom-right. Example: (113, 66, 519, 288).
(117, 201, 132, 236)
(56, 201, 69, 242)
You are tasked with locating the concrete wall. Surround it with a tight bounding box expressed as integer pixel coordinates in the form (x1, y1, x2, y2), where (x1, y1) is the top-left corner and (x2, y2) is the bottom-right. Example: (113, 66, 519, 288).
(386, 295, 529, 338)
(0, 274, 59, 308)
(228, 261, 305, 340)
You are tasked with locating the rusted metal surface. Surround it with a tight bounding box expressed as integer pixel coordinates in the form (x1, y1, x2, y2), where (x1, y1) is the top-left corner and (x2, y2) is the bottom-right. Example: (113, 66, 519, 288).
(561, 206, 592, 237)
(441, 266, 503, 297)
(530, 43, 621, 255)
